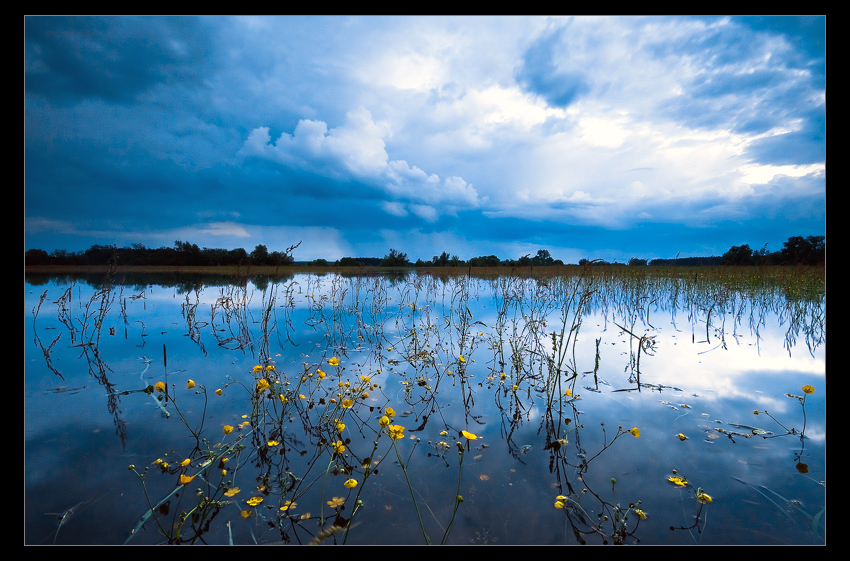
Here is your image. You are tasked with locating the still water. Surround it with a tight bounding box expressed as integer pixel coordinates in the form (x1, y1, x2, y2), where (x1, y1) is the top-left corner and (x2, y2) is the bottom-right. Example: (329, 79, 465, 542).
(25, 270, 825, 545)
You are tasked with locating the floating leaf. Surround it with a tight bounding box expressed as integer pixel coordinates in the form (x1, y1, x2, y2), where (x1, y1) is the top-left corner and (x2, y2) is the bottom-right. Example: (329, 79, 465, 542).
(727, 423, 772, 435)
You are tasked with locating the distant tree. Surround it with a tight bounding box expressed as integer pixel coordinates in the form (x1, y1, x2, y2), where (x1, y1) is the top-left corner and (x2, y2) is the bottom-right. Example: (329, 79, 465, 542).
(174, 240, 202, 265)
(532, 249, 554, 266)
(83, 244, 118, 265)
(250, 244, 270, 265)
(268, 250, 294, 267)
(381, 248, 409, 267)
(228, 247, 248, 265)
(336, 257, 363, 267)
(468, 255, 500, 267)
(722, 244, 755, 266)
(310, 258, 329, 266)
(432, 251, 451, 267)
(782, 235, 825, 265)
(25, 248, 50, 266)
(628, 257, 648, 266)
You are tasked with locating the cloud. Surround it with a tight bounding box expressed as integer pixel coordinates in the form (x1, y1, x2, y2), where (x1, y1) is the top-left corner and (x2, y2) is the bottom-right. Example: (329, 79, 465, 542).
(515, 25, 590, 108)
(195, 221, 251, 237)
(238, 107, 482, 213)
(25, 16, 217, 105)
(25, 16, 825, 263)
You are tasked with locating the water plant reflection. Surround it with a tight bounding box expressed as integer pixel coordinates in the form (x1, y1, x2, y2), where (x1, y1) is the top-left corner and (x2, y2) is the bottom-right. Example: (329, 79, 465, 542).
(25, 266, 824, 544)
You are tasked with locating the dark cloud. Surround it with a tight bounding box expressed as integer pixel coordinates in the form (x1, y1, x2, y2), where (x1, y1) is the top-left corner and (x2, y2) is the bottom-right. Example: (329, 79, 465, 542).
(24, 17, 826, 262)
(25, 16, 218, 105)
(515, 27, 589, 108)
(744, 118, 825, 166)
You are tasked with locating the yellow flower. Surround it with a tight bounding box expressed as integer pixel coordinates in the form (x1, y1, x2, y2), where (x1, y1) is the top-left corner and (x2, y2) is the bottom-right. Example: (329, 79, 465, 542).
(268, 440, 280, 447)
(379, 416, 391, 427)
(240, 510, 252, 518)
(246, 496, 264, 506)
(265, 365, 275, 372)
(179, 474, 195, 486)
(253, 365, 263, 373)
(154, 381, 166, 393)
(332, 440, 346, 454)
(341, 399, 353, 409)
(635, 509, 647, 519)
(224, 487, 241, 497)
(668, 476, 688, 487)
(317, 369, 326, 379)
(385, 407, 396, 417)
(215, 388, 222, 396)
(459, 355, 465, 363)
(802, 385, 815, 395)
(629, 427, 640, 438)
(565, 389, 572, 397)
(336, 422, 346, 432)
(187, 379, 195, 389)
(256, 379, 270, 392)
(279, 394, 288, 403)
(460, 430, 478, 440)
(676, 433, 687, 441)
(327, 496, 345, 508)
(361, 375, 370, 383)
(361, 391, 370, 399)
(299, 394, 306, 399)
(697, 491, 713, 504)
(328, 357, 340, 366)
(280, 500, 297, 511)
(223, 424, 234, 435)
(180, 458, 191, 467)
(388, 424, 405, 440)
(554, 500, 565, 509)
(343, 478, 358, 489)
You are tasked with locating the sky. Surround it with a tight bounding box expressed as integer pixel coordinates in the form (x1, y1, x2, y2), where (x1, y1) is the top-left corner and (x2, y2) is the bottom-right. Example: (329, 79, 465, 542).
(24, 16, 826, 264)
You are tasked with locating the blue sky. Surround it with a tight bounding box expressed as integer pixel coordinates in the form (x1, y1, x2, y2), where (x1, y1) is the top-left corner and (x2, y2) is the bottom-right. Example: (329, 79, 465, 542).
(25, 16, 825, 263)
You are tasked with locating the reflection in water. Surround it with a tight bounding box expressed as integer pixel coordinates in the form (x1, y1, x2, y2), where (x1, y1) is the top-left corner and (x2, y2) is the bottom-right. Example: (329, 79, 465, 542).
(25, 268, 824, 545)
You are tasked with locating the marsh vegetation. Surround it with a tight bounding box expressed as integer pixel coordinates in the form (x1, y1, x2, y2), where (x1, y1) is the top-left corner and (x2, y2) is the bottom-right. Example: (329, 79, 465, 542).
(25, 265, 824, 545)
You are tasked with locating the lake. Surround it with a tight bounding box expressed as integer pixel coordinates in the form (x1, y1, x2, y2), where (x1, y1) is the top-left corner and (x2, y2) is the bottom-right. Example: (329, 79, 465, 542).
(24, 267, 825, 545)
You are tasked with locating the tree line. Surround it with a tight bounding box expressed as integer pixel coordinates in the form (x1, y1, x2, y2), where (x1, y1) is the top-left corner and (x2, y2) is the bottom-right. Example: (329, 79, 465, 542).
(24, 240, 300, 268)
(24, 235, 823, 269)
(718, 235, 824, 266)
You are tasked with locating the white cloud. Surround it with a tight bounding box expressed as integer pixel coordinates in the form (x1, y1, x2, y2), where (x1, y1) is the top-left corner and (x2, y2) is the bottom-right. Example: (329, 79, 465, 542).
(196, 221, 251, 237)
(381, 201, 408, 217)
(409, 204, 439, 222)
(238, 107, 482, 212)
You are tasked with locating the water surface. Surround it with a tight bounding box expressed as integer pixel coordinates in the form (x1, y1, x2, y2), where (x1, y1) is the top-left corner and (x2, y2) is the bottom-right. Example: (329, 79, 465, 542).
(25, 270, 825, 545)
